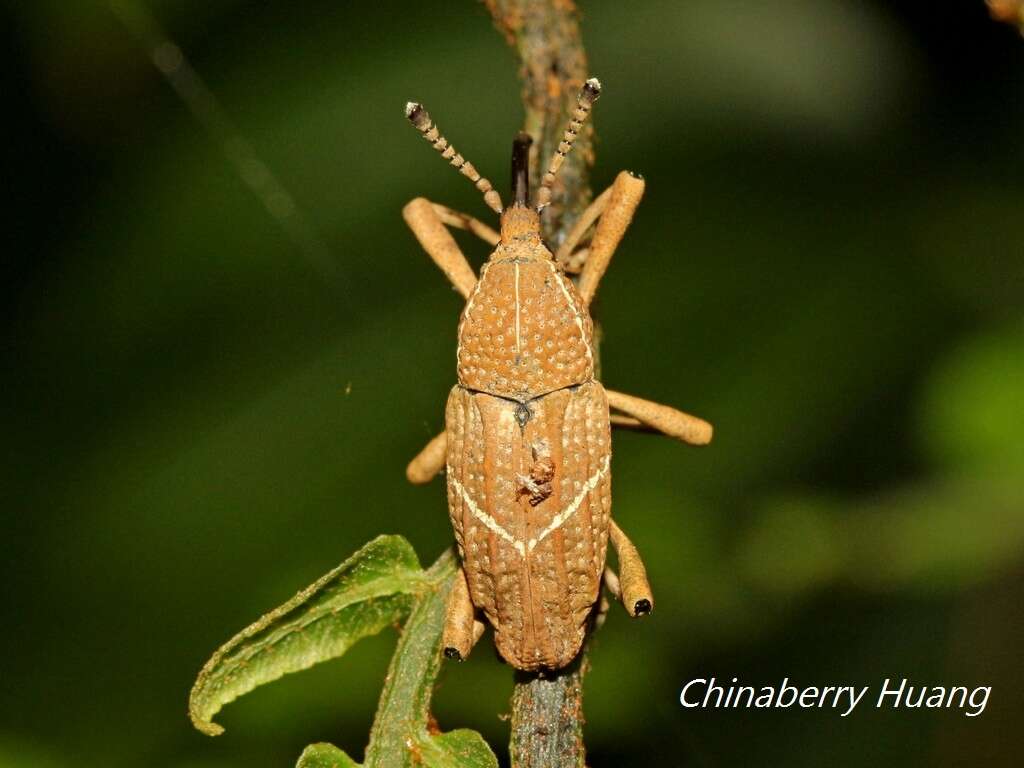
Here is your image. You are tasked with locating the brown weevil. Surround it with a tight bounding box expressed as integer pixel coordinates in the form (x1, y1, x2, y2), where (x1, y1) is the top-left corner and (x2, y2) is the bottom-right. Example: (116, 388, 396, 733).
(403, 78, 712, 671)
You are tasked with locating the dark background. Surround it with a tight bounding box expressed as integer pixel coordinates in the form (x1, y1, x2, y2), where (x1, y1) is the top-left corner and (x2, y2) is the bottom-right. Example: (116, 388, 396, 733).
(3, 1, 1023, 766)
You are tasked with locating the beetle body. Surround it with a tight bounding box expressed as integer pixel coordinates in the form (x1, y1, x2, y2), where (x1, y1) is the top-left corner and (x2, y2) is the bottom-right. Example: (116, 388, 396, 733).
(445, 208, 609, 670)
(404, 81, 712, 672)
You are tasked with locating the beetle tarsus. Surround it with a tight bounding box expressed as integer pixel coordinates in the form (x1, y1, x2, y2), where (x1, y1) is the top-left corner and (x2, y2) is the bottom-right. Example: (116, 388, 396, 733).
(610, 520, 655, 619)
(442, 566, 478, 661)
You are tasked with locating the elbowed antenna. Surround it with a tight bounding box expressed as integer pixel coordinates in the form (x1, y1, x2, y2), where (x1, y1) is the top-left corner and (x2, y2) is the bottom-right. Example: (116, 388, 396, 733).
(535, 77, 601, 211)
(510, 132, 533, 207)
(405, 102, 504, 214)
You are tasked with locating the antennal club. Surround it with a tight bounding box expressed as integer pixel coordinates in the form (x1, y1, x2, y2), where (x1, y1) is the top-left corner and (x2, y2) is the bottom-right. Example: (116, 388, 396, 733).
(535, 77, 601, 211)
(405, 102, 504, 214)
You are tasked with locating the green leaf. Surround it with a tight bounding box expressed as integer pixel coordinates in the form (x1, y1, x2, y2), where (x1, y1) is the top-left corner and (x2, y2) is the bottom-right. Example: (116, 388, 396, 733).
(189, 535, 424, 735)
(294, 731, 496, 768)
(191, 538, 497, 768)
(419, 730, 500, 768)
(296, 743, 361, 768)
(362, 550, 497, 768)
(291, 550, 497, 768)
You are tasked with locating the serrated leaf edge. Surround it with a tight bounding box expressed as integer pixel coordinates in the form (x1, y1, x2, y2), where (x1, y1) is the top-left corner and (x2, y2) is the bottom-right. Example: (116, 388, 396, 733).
(189, 534, 424, 735)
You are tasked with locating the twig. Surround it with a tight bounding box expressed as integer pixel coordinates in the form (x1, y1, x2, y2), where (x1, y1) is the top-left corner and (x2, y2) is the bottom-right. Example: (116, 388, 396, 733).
(486, 0, 594, 248)
(484, 2, 593, 766)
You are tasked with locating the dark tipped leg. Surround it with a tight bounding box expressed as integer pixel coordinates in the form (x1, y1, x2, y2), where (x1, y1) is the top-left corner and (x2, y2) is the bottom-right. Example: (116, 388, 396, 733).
(609, 520, 654, 618)
(443, 565, 484, 660)
(606, 389, 713, 446)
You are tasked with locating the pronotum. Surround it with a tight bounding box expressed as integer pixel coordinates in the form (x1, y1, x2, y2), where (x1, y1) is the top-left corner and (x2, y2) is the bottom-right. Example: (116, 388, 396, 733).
(403, 78, 713, 671)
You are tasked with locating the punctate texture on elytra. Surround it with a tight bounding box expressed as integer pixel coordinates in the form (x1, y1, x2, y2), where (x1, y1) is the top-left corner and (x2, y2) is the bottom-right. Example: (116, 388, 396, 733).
(445, 380, 611, 670)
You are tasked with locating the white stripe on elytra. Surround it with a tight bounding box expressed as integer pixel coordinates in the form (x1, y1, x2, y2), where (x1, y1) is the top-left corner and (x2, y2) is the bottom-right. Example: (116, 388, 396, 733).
(455, 263, 485, 371)
(546, 259, 593, 366)
(448, 468, 525, 556)
(514, 261, 521, 355)
(447, 454, 610, 557)
(527, 454, 609, 552)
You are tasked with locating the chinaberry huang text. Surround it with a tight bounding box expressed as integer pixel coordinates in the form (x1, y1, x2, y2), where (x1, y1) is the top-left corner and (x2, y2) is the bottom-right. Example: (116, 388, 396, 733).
(680, 678, 990, 717)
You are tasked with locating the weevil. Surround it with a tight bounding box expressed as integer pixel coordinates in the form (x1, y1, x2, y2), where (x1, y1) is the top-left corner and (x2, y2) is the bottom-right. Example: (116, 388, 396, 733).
(403, 78, 713, 671)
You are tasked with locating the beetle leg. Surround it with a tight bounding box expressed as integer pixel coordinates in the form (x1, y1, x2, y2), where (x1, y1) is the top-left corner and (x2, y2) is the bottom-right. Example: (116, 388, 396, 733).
(554, 172, 646, 304)
(403, 197, 479, 298)
(608, 413, 648, 431)
(429, 203, 500, 246)
(609, 520, 654, 617)
(603, 566, 622, 601)
(577, 171, 645, 305)
(594, 585, 612, 630)
(443, 565, 482, 661)
(406, 431, 447, 484)
(554, 186, 613, 269)
(606, 389, 713, 446)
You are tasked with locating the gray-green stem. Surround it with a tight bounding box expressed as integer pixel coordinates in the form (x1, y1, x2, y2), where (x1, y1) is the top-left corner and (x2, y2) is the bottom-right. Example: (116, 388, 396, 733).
(484, 2, 594, 766)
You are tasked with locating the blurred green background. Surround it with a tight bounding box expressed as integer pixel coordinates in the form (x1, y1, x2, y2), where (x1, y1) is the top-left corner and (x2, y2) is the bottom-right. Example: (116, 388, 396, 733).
(3, 1, 1024, 766)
